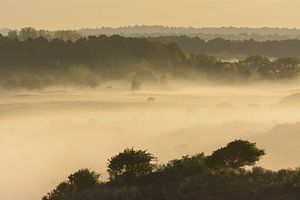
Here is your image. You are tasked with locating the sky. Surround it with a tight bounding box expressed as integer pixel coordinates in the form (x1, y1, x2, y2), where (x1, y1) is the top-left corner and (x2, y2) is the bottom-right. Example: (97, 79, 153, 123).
(0, 0, 299, 30)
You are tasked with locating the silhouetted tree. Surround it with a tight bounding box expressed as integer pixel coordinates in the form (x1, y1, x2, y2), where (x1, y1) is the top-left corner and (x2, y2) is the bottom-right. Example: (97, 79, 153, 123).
(107, 148, 157, 180)
(42, 169, 100, 200)
(162, 153, 207, 177)
(67, 169, 100, 191)
(206, 140, 265, 168)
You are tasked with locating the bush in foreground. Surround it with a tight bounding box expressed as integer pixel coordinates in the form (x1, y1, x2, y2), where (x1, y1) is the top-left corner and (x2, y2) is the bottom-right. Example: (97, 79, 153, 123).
(43, 140, 300, 200)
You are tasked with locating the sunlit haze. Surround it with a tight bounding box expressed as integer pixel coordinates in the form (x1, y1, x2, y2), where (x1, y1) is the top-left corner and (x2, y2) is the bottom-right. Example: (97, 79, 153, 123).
(1, 1, 300, 200)
(1, 0, 300, 29)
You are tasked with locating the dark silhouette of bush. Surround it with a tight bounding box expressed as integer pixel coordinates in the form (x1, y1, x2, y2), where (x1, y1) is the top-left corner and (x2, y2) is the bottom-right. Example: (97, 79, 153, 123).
(163, 153, 206, 175)
(107, 148, 157, 181)
(42, 169, 100, 200)
(42, 141, 300, 200)
(206, 140, 265, 168)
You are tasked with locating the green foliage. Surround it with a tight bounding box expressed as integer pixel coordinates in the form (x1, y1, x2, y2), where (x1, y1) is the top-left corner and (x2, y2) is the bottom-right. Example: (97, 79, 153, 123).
(206, 140, 265, 168)
(107, 148, 157, 180)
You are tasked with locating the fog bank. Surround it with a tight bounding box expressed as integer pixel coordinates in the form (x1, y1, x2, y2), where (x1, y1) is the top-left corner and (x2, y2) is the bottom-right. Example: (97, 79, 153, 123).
(1, 81, 300, 200)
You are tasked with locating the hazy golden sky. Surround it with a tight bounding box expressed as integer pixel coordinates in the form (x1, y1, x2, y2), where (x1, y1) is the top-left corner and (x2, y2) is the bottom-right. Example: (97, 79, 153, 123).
(0, 0, 299, 29)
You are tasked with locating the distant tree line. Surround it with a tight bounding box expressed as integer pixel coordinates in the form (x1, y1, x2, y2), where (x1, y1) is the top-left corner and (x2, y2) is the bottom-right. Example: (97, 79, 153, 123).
(42, 140, 300, 200)
(7, 27, 82, 42)
(0, 33, 300, 89)
(152, 36, 300, 58)
(0, 33, 187, 89)
(189, 54, 300, 81)
(4, 27, 300, 57)
(79, 26, 300, 37)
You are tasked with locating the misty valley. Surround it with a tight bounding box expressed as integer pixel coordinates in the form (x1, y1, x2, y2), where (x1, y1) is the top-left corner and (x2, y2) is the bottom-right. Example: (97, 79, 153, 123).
(1, 26, 300, 200)
(2, 81, 300, 200)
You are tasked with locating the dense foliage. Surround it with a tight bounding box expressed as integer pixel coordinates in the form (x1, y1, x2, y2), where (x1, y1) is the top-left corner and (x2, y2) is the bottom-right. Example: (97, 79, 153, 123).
(107, 148, 157, 181)
(5, 28, 300, 57)
(42, 169, 100, 200)
(206, 140, 265, 168)
(0, 34, 187, 88)
(152, 36, 300, 57)
(0, 33, 300, 89)
(43, 140, 300, 200)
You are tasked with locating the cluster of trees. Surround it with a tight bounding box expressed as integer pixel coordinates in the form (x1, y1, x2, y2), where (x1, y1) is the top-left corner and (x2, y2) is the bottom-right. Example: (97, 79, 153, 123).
(189, 54, 300, 81)
(0, 33, 300, 89)
(0, 34, 187, 89)
(3, 27, 300, 57)
(80, 26, 300, 40)
(7, 27, 82, 42)
(42, 140, 300, 200)
(5, 27, 300, 41)
(152, 36, 300, 58)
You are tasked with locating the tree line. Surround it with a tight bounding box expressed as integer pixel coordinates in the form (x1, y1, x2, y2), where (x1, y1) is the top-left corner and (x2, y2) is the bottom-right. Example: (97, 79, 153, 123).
(0, 33, 300, 89)
(7, 27, 82, 42)
(152, 36, 300, 58)
(0, 33, 186, 89)
(42, 140, 300, 200)
(5, 27, 300, 57)
(5, 26, 300, 41)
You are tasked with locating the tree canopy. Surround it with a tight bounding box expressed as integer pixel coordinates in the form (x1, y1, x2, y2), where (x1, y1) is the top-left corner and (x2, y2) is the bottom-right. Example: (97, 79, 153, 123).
(43, 169, 100, 200)
(0, 33, 300, 89)
(206, 140, 265, 168)
(107, 148, 157, 180)
(152, 36, 300, 58)
(42, 140, 300, 200)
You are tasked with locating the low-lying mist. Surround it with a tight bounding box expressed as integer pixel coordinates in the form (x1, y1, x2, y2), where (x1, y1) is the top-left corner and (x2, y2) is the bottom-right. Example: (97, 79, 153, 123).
(1, 80, 300, 200)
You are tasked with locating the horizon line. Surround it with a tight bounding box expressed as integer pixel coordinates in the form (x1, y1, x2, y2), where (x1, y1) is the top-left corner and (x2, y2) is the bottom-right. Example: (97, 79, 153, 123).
(1, 25, 300, 31)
